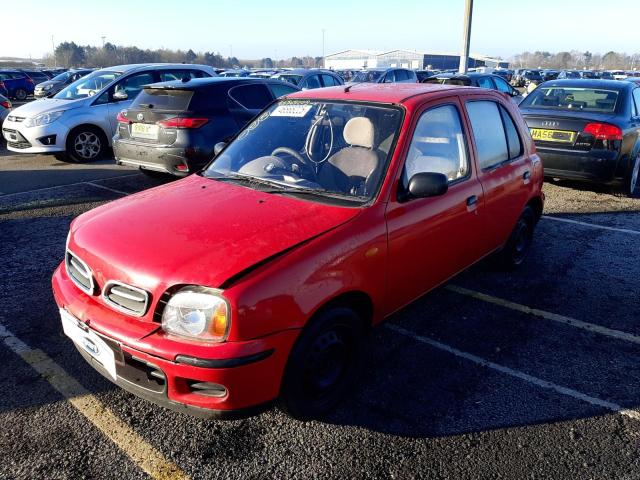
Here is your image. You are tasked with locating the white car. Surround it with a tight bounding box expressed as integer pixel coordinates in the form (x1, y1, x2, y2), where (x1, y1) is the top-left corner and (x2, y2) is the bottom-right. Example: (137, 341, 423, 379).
(2, 63, 217, 162)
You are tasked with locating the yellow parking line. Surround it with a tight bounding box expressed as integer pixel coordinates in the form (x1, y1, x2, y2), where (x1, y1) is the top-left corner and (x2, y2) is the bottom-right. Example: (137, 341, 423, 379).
(0, 324, 189, 480)
(446, 285, 640, 345)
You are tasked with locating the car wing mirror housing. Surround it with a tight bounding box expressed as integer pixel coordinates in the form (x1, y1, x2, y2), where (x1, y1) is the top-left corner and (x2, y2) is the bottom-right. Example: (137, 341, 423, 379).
(112, 90, 128, 101)
(400, 172, 449, 201)
(213, 142, 227, 156)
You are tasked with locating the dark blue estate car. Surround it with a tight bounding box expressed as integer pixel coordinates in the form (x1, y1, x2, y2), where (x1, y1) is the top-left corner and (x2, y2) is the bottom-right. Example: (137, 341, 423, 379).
(520, 79, 640, 196)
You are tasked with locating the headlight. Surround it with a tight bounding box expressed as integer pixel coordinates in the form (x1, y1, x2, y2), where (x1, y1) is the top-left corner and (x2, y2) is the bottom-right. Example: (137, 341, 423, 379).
(24, 110, 64, 128)
(161, 287, 230, 342)
(43, 84, 53, 90)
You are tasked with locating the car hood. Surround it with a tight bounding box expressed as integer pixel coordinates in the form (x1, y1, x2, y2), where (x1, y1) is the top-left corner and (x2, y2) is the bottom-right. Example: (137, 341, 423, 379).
(69, 175, 360, 292)
(11, 97, 83, 116)
(36, 80, 62, 89)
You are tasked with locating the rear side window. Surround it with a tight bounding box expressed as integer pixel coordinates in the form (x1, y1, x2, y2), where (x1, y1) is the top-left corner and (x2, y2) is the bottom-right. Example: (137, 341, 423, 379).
(494, 77, 512, 94)
(499, 106, 523, 159)
(395, 70, 409, 81)
(321, 74, 338, 87)
(268, 83, 298, 98)
(466, 101, 509, 169)
(305, 75, 321, 89)
(477, 77, 494, 89)
(228, 84, 272, 110)
(131, 88, 194, 111)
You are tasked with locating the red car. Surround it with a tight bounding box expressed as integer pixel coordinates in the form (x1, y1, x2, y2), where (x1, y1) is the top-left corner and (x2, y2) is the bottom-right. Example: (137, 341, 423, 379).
(52, 84, 544, 419)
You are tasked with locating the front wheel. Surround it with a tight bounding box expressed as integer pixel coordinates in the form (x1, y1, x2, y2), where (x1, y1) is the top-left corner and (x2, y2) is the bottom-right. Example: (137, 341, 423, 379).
(626, 153, 640, 198)
(280, 307, 365, 420)
(496, 206, 536, 270)
(66, 127, 106, 163)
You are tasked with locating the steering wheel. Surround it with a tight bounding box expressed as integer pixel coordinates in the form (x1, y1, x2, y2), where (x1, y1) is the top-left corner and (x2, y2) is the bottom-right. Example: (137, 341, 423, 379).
(271, 147, 310, 168)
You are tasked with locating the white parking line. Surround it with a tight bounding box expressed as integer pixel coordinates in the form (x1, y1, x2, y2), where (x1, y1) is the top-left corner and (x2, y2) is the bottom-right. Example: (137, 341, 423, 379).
(85, 182, 129, 196)
(446, 285, 640, 345)
(0, 173, 140, 199)
(386, 323, 640, 421)
(0, 322, 189, 480)
(542, 215, 640, 235)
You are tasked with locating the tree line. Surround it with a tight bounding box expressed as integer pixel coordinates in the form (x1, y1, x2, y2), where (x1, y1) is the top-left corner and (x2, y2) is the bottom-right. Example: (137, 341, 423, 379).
(45, 42, 323, 69)
(511, 50, 640, 70)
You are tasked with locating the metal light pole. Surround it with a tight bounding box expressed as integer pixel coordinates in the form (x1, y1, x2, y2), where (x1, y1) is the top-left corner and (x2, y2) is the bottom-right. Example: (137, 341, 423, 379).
(51, 35, 56, 67)
(458, 0, 473, 74)
(101, 36, 106, 48)
(322, 28, 326, 68)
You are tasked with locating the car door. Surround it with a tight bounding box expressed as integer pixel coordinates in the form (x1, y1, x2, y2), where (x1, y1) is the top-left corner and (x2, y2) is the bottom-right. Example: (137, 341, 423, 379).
(464, 96, 533, 252)
(385, 99, 486, 312)
(104, 71, 157, 136)
(227, 83, 273, 127)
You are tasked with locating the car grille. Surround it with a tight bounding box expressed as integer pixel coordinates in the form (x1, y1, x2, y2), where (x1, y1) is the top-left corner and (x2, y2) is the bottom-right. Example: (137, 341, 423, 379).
(3, 128, 32, 149)
(102, 281, 149, 317)
(65, 250, 95, 294)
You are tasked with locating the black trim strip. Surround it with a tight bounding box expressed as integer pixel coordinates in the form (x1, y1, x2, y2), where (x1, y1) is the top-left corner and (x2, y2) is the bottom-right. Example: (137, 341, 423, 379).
(175, 348, 274, 369)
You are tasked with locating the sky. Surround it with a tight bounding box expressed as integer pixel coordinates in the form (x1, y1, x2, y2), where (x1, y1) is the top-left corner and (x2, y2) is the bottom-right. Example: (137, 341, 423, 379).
(3, 0, 639, 61)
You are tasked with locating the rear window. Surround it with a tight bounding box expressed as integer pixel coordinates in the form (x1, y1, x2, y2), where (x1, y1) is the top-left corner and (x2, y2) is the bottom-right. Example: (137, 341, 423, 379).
(521, 87, 620, 113)
(132, 88, 194, 111)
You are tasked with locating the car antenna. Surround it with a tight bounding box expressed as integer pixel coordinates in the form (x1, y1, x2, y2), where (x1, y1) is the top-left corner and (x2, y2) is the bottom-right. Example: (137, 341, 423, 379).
(344, 81, 363, 93)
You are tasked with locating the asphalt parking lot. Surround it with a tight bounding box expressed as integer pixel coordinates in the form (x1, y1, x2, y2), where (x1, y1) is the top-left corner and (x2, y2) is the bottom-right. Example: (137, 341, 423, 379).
(1, 140, 640, 479)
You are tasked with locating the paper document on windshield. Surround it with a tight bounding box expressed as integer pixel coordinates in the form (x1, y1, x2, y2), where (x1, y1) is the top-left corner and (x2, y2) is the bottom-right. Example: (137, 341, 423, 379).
(272, 104, 313, 117)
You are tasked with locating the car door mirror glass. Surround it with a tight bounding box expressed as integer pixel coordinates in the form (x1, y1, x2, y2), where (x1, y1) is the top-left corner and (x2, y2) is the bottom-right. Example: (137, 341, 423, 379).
(112, 90, 128, 101)
(406, 172, 449, 199)
(214, 142, 227, 156)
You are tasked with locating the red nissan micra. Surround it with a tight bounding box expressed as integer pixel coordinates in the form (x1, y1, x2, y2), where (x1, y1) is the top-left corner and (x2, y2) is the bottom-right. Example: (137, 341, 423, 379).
(52, 84, 544, 419)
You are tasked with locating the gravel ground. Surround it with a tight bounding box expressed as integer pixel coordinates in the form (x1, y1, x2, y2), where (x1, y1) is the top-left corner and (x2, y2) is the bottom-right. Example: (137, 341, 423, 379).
(0, 148, 639, 480)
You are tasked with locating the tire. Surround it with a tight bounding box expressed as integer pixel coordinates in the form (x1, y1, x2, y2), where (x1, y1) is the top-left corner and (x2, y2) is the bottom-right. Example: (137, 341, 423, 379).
(626, 153, 640, 198)
(66, 126, 107, 163)
(495, 206, 535, 270)
(14, 88, 27, 101)
(280, 307, 366, 420)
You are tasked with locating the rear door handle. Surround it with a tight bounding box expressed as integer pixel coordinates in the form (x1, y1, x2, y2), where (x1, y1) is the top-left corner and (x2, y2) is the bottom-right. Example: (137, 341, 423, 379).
(523, 170, 531, 183)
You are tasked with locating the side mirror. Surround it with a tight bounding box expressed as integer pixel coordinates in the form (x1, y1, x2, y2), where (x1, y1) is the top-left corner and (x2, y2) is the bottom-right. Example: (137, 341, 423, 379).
(404, 172, 449, 200)
(213, 142, 227, 156)
(112, 90, 128, 101)
(511, 88, 520, 97)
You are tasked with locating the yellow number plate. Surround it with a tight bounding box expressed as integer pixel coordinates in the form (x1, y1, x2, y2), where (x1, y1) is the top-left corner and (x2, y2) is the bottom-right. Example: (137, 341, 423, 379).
(530, 128, 576, 143)
(131, 123, 158, 140)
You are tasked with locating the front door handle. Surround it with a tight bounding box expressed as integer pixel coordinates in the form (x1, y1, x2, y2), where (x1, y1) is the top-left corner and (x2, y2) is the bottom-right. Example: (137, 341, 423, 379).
(466, 195, 478, 206)
(523, 170, 531, 181)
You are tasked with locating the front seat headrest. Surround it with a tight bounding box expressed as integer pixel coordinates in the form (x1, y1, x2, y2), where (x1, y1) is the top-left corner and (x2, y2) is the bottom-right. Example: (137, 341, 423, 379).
(343, 117, 374, 149)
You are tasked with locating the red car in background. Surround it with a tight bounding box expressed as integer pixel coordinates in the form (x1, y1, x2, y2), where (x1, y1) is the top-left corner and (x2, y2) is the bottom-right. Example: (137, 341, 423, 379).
(52, 84, 544, 419)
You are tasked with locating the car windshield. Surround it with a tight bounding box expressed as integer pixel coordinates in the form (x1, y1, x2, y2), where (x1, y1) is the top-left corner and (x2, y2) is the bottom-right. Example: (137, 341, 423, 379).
(51, 71, 71, 82)
(204, 100, 403, 203)
(521, 87, 620, 113)
(352, 71, 384, 82)
(279, 75, 303, 86)
(54, 70, 122, 100)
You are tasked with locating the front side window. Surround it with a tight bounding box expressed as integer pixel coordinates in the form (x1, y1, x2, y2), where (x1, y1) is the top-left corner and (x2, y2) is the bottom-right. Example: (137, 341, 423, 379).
(321, 74, 338, 87)
(494, 77, 512, 93)
(477, 77, 494, 89)
(228, 84, 272, 110)
(353, 71, 384, 83)
(466, 101, 509, 170)
(402, 104, 469, 187)
(113, 72, 155, 101)
(305, 75, 321, 89)
(204, 100, 403, 203)
(55, 70, 122, 100)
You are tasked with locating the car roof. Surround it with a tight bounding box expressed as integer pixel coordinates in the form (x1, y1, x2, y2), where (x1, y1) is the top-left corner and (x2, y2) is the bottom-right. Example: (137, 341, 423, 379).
(288, 83, 475, 104)
(541, 79, 631, 90)
(96, 63, 212, 74)
(144, 77, 290, 90)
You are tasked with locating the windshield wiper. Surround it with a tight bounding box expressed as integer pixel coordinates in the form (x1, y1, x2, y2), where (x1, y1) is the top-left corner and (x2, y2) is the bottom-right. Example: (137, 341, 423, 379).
(205, 172, 288, 190)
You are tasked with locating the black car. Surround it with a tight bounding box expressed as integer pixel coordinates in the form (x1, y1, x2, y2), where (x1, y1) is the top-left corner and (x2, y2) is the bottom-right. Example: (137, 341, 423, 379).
(34, 68, 93, 98)
(415, 70, 437, 82)
(519, 79, 640, 196)
(423, 72, 523, 103)
(512, 69, 543, 87)
(542, 70, 560, 81)
(113, 78, 300, 177)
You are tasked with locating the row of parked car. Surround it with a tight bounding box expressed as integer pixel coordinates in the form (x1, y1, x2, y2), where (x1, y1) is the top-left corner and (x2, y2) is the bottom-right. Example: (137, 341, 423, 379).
(510, 68, 639, 87)
(0, 67, 69, 100)
(2, 62, 640, 199)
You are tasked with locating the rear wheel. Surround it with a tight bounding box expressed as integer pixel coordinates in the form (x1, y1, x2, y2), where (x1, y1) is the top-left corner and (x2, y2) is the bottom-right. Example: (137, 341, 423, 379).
(66, 126, 107, 163)
(627, 153, 640, 198)
(496, 206, 535, 270)
(280, 307, 365, 420)
(14, 88, 27, 101)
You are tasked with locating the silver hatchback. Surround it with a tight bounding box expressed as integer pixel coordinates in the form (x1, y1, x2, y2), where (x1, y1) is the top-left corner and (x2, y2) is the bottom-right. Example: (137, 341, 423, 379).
(2, 63, 217, 162)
